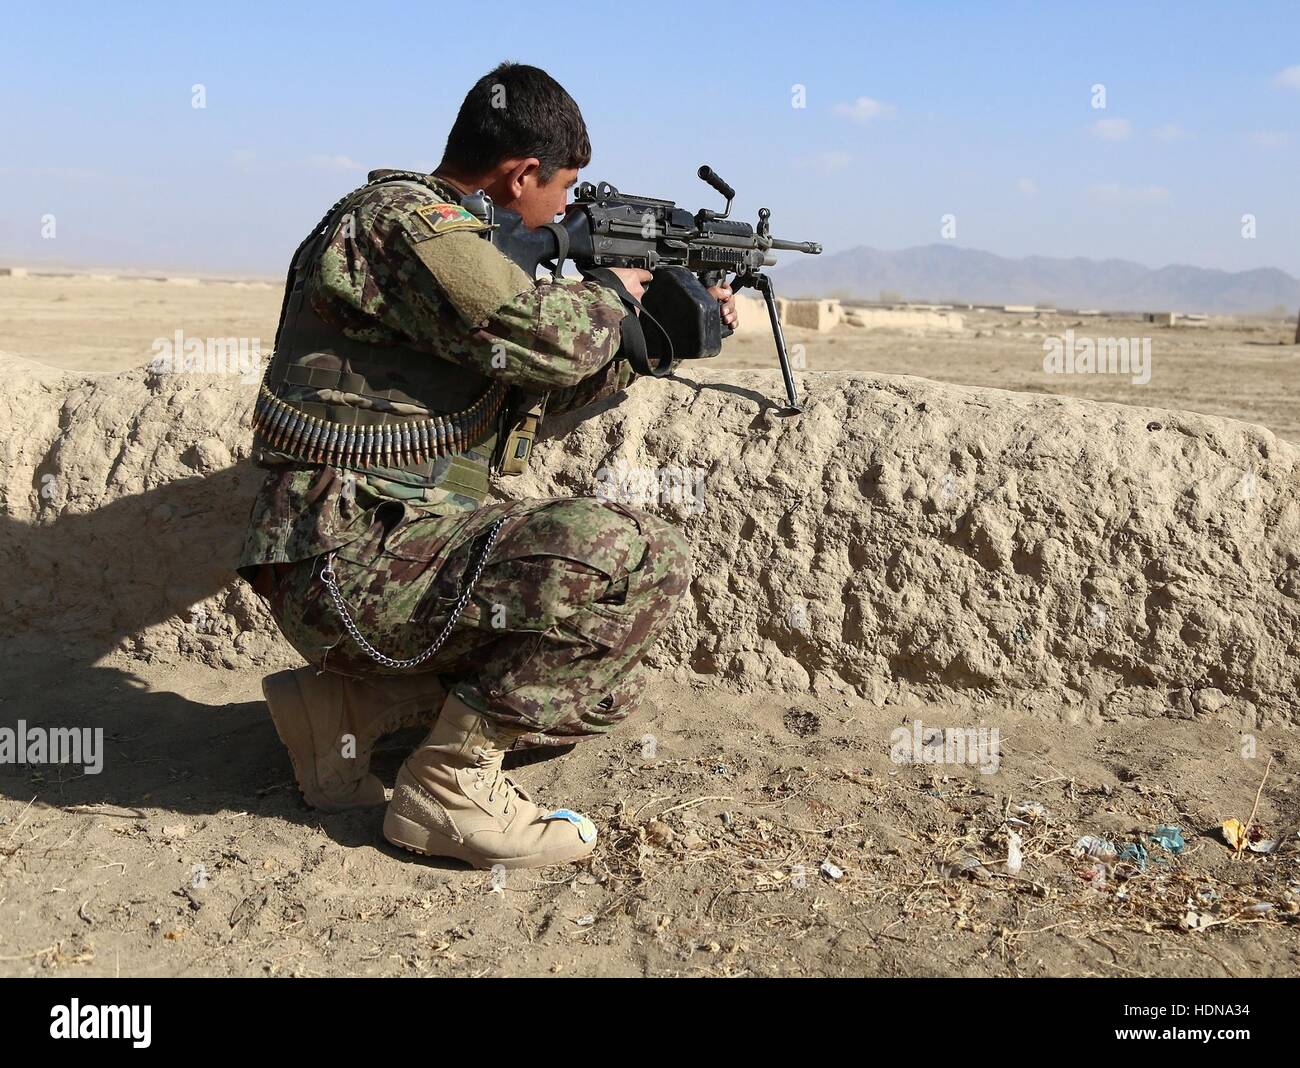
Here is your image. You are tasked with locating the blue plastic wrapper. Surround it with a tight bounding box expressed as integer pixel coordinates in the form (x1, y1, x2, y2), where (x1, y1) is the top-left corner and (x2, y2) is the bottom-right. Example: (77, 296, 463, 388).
(1149, 825, 1185, 854)
(544, 808, 597, 844)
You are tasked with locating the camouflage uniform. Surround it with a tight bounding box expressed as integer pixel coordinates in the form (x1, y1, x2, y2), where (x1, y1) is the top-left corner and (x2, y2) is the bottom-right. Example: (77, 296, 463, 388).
(238, 173, 690, 744)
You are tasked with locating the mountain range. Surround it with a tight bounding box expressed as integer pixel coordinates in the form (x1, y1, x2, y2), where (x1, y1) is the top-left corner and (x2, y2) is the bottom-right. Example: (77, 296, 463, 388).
(772, 243, 1300, 314)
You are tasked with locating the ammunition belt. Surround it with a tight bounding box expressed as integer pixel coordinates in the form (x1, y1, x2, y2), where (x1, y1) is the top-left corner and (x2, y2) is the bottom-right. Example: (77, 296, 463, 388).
(252, 374, 508, 469)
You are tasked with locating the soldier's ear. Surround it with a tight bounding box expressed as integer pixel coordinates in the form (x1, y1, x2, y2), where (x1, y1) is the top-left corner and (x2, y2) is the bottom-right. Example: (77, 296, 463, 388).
(503, 156, 542, 197)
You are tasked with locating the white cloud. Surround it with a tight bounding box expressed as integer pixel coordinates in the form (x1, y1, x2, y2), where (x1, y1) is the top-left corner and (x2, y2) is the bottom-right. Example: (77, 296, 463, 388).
(1272, 65, 1300, 90)
(1090, 118, 1133, 141)
(833, 97, 897, 123)
(1088, 183, 1169, 205)
(1152, 123, 1188, 142)
(306, 154, 365, 171)
(1016, 177, 1037, 195)
(798, 150, 852, 174)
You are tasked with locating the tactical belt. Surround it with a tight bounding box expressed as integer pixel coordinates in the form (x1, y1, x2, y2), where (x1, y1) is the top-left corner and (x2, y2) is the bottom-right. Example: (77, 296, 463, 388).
(252, 365, 508, 470)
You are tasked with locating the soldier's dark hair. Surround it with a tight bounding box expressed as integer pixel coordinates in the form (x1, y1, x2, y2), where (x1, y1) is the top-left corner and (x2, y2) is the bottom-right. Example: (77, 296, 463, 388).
(440, 62, 591, 182)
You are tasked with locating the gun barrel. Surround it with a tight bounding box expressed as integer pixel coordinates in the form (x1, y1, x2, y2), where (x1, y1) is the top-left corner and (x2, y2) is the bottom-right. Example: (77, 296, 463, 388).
(769, 237, 822, 254)
(695, 232, 822, 256)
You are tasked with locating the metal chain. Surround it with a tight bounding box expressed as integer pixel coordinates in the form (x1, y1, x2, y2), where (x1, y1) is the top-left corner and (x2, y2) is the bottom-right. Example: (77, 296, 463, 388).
(318, 516, 507, 670)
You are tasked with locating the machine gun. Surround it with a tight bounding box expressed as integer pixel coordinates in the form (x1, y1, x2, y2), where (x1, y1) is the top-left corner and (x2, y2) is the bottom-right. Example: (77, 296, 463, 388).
(461, 165, 821, 412)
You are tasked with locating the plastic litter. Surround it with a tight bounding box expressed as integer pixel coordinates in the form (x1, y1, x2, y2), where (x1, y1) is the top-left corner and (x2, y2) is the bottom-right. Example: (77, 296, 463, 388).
(1149, 825, 1185, 854)
(1081, 862, 1108, 890)
(545, 809, 598, 844)
(1072, 835, 1117, 860)
(1006, 831, 1023, 875)
(1117, 842, 1149, 871)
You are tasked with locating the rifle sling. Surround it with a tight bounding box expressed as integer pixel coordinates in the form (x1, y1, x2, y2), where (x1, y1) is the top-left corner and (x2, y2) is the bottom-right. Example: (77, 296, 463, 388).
(582, 266, 675, 378)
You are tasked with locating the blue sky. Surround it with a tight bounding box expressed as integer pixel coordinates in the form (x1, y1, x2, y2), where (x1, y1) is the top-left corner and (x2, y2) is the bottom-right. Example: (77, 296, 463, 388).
(1, 0, 1297, 276)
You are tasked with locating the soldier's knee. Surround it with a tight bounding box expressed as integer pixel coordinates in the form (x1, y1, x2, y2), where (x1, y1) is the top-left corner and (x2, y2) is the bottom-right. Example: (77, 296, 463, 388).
(527, 497, 691, 602)
(516, 497, 640, 578)
(635, 513, 692, 603)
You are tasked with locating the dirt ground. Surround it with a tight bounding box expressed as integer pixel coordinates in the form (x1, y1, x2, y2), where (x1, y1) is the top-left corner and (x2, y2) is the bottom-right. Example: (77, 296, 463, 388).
(2, 274, 1298, 977)
(2, 655, 1296, 978)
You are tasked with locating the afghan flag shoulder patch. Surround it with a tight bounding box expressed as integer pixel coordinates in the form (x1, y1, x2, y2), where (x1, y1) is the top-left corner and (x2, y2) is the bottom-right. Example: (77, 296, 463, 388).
(413, 200, 487, 237)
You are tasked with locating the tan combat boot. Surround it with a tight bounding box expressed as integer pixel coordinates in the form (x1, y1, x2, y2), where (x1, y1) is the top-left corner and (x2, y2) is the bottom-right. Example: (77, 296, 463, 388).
(383, 693, 597, 869)
(263, 667, 445, 812)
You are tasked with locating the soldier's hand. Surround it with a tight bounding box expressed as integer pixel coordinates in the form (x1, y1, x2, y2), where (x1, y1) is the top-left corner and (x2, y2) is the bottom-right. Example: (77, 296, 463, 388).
(708, 283, 738, 328)
(609, 267, 652, 304)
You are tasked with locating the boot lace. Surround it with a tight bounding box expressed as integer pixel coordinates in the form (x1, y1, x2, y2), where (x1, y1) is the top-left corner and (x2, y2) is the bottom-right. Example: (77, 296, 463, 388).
(470, 746, 528, 818)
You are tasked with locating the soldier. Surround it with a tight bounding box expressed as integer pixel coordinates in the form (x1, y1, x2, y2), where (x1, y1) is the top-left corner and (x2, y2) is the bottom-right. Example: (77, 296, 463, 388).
(237, 62, 737, 870)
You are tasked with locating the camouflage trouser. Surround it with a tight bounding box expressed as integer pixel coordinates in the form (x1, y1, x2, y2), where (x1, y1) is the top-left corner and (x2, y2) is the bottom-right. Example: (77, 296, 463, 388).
(265, 497, 691, 742)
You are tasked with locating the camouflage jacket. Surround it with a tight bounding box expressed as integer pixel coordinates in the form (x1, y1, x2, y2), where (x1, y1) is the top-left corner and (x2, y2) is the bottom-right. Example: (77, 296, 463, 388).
(238, 174, 633, 574)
